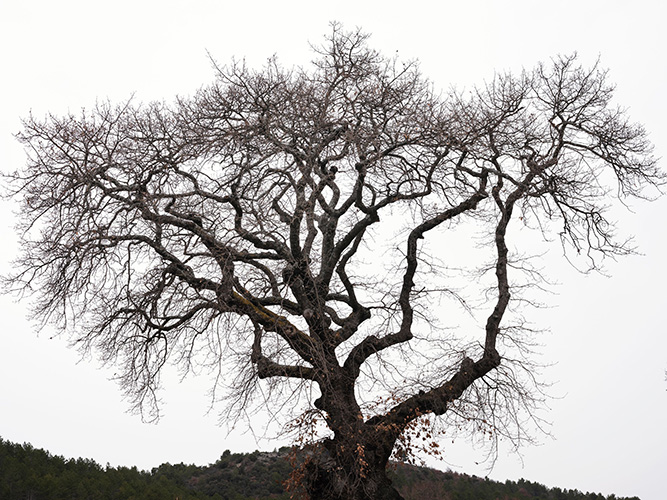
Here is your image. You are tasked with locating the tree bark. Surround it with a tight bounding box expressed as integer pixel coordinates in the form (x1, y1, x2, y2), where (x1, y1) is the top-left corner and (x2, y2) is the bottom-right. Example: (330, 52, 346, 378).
(301, 437, 404, 500)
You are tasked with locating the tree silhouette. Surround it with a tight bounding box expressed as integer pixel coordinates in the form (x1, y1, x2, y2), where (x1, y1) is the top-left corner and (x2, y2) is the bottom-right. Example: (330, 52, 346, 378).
(4, 26, 661, 500)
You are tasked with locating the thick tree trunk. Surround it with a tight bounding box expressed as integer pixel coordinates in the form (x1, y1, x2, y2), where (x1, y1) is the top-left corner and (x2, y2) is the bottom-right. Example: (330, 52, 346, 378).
(299, 437, 404, 500)
(306, 467, 404, 500)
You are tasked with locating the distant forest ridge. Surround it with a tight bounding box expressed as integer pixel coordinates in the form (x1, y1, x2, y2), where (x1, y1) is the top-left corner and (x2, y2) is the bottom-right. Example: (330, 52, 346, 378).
(0, 437, 640, 500)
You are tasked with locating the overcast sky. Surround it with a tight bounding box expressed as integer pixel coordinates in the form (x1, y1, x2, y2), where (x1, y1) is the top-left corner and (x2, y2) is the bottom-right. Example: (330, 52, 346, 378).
(1, 1, 665, 499)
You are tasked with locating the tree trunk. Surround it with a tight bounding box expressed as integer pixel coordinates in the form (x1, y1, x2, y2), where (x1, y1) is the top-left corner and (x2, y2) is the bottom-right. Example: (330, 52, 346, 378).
(299, 437, 404, 500)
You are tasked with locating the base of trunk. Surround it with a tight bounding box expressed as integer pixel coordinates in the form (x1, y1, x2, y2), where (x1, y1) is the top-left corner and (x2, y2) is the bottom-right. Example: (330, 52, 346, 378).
(293, 444, 404, 500)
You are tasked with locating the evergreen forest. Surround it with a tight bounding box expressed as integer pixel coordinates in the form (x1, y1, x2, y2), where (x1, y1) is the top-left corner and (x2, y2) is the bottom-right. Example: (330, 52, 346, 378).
(0, 437, 640, 500)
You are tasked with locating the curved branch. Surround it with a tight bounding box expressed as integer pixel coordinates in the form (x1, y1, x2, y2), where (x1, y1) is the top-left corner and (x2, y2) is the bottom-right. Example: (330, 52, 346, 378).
(344, 174, 489, 379)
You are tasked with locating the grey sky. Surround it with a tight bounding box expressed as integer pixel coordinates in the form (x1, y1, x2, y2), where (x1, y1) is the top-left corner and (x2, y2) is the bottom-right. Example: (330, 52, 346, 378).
(1, 2, 665, 499)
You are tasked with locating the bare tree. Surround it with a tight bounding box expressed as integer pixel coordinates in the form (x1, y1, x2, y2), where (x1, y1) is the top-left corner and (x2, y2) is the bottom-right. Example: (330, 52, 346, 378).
(4, 26, 661, 500)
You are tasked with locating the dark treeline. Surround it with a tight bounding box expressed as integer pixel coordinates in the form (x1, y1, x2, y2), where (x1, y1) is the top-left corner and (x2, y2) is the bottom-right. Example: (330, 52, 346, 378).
(0, 437, 640, 500)
(0, 437, 212, 500)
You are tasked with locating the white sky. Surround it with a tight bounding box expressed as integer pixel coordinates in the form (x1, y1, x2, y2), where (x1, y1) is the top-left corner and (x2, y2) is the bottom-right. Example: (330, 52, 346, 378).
(1, 1, 665, 499)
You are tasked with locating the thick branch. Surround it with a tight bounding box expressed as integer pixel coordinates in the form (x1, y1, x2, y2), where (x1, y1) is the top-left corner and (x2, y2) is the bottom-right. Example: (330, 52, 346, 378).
(344, 174, 489, 379)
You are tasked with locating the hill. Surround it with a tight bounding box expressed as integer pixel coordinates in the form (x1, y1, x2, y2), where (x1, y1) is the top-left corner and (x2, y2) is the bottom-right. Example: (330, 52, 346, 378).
(0, 437, 640, 500)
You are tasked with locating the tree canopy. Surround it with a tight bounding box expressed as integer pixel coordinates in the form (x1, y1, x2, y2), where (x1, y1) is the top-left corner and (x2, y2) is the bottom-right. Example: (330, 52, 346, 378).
(5, 26, 661, 500)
